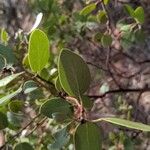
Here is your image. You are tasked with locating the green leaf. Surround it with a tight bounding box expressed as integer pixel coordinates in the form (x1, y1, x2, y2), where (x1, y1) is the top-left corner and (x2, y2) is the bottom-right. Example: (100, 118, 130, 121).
(28, 29, 50, 72)
(0, 86, 22, 105)
(101, 34, 112, 47)
(0, 72, 24, 88)
(94, 33, 103, 42)
(1, 28, 9, 45)
(97, 11, 107, 24)
(8, 100, 24, 113)
(48, 127, 70, 150)
(58, 49, 91, 99)
(0, 112, 8, 130)
(80, 3, 96, 16)
(134, 6, 144, 24)
(74, 122, 102, 150)
(94, 117, 150, 132)
(117, 23, 132, 32)
(103, 0, 110, 5)
(23, 80, 38, 94)
(14, 142, 34, 150)
(0, 44, 17, 64)
(40, 97, 72, 118)
(124, 4, 134, 17)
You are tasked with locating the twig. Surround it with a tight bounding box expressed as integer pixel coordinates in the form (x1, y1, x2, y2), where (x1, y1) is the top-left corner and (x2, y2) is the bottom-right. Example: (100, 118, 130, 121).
(88, 88, 150, 99)
(26, 117, 47, 137)
(0, 114, 41, 149)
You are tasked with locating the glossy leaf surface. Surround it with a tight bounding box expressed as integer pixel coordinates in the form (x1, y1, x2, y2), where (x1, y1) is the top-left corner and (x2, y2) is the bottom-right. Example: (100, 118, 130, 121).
(58, 49, 91, 98)
(28, 29, 49, 72)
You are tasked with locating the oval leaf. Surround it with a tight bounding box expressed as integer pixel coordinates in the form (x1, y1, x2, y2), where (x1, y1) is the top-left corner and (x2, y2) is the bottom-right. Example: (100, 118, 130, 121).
(0, 112, 8, 130)
(28, 29, 49, 72)
(58, 49, 91, 98)
(94, 117, 150, 132)
(80, 3, 96, 16)
(74, 122, 102, 150)
(23, 80, 38, 94)
(124, 4, 134, 17)
(0, 72, 24, 88)
(8, 100, 24, 113)
(14, 142, 34, 150)
(101, 34, 112, 47)
(40, 97, 72, 118)
(134, 6, 144, 24)
(97, 11, 107, 24)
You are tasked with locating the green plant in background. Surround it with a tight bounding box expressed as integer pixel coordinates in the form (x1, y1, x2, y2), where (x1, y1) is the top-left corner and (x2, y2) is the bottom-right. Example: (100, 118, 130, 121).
(0, 0, 149, 149)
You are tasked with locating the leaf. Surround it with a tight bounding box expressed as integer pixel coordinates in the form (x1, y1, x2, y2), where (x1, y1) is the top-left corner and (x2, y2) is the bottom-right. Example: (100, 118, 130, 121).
(124, 4, 134, 17)
(117, 23, 132, 32)
(0, 72, 24, 88)
(8, 100, 24, 113)
(80, 3, 96, 16)
(23, 80, 38, 94)
(48, 127, 70, 150)
(103, 0, 110, 5)
(0, 112, 8, 130)
(0, 44, 17, 64)
(94, 33, 103, 42)
(40, 97, 72, 118)
(14, 142, 34, 150)
(28, 13, 43, 34)
(97, 11, 107, 24)
(28, 29, 50, 72)
(101, 34, 112, 47)
(124, 5, 145, 24)
(58, 49, 91, 99)
(28, 88, 44, 101)
(134, 6, 144, 24)
(0, 86, 22, 105)
(94, 117, 150, 132)
(74, 122, 102, 150)
(1, 28, 9, 45)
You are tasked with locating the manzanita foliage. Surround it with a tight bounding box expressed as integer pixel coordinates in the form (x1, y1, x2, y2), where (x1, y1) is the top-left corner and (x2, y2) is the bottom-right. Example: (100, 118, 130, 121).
(0, 0, 149, 149)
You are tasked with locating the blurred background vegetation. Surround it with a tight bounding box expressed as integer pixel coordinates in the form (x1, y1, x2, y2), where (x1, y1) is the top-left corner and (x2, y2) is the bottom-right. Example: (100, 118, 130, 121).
(0, 0, 150, 149)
